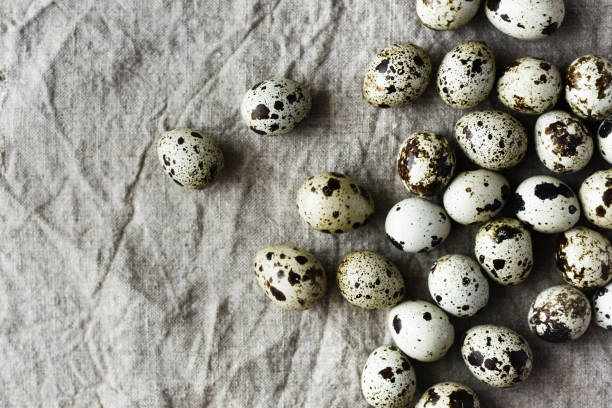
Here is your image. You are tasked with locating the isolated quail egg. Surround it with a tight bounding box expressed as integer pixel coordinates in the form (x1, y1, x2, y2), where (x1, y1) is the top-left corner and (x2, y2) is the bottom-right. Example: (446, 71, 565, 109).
(497, 57, 562, 114)
(598, 116, 612, 163)
(579, 169, 612, 229)
(296, 172, 374, 234)
(443, 170, 510, 225)
(485, 0, 565, 40)
(416, 0, 481, 30)
(385, 198, 451, 253)
(337, 251, 406, 310)
(555, 226, 612, 289)
(512, 175, 580, 233)
(241, 78, 311, 135)
(157, 128, 223, 189)
(528, 285, 592, 342)
(253, 245, 326, 310)
(455, 110, 528, 170)
(415, 382, 480, 408)
(566, 55, 612, 121)
(363, 43, 432, 108)
(437, 40, 496, 109)
(535, 110, 594, 173)
(593, 282, 612, 330)
(428, 255, 489, 317)
(361, 345, 417, 408)
(397, 131, 456, 196)
(475, 218, 533, 286)
(388, 300, 455, 362)
(461, 325, 533, 387)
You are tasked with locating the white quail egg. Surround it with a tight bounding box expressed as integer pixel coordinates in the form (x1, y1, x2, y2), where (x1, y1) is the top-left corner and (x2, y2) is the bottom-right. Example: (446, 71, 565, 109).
(385, 198, 451, 253)
(597, 115, 612, 163)
(415, 382, 480, 408)
(475, 218, 533, 286)
(555, 226, 612, 289)
(461, 325, 533, 387)
(363, 43, 432, 108)
(528, 285, 592, 342)
(443, 170, 510, 225)
(361, 345, 417, 408)
(388, 300, 455, 362)
(455, 110, 528, 170)
(416, 0, 481, 31)
(397, 131, 456, 196)
(497, 57, 562, 114)
(337, 251, 406, 310)
(253, 245, 326, 310)
(428, 254, 489, 317)
(512, 175, 580, 233)
(157, 128, 223, 189)
(241, 78, 311, 135)
(579, 169, 612, 229)
(566, 55, 612, 121)
(593, 282, 612, 330)
(535, 110, 594, 173)
(296, 172, 374, 234)
(485, 0, 565, 40)
(437, 40, 496, 109)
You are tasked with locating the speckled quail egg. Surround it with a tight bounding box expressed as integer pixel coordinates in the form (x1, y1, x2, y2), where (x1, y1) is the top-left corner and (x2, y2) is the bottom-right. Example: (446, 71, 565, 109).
(388, 300, 455, 362)
(579, 169, 612, 229)
(497, 57, 562, 114)
(428, 255, 489, 317)
(593, 282, 612, 330)
(528, 285, 592, 342)
(566, 55, 612, 121)
(598, 115, 612, 163)
(337, 251, 406, 310)
(361, 345, 417, 408)
(461, 325, 533, 387)
(475, 218, 533, 286)
(443, 170, 510, 225)
(253, 245, 326, 310)
(485, 0, 565, 40)
(512, 175, 580, 233)
(535, 110, 594, 173)
(157, 128, 224, 189)
(397, 131, 456, 196)
(296, 172, 374, 234)
(416, 0, 481, 30)
(241, 78, 311, 135)
(455, 110, 528, 170)
(437, 41, 496, 109)
(363, 43, 432, 108)
(385, 198, 451, 253)
(555, 226, 612, 289)
(415, 382, 480, 408)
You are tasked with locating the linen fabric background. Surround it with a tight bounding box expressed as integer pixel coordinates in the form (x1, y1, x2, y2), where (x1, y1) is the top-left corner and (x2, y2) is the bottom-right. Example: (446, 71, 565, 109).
(0, 0, 610, 407)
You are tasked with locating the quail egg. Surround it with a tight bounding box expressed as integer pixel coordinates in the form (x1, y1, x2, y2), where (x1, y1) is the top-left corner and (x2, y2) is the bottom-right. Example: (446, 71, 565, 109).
(485, 0, 565, 40)
(363, 43, 432, 108)
(475, 218, 533, 286)
(361, 345, 417, 408)
(428, 254, 489, 317)
(461, 325, 533, 387)
(566, 55, 612, 121)
(337, 251, 406, 310)
(598, 115, 612, 163)
(388, 300, 455, 362)
(443, 170, 510, 225)
(455, 110, 528, 170)
(497, 57, 562, 114)
(397, 131, 456, 196)
(579, 169, 612, 229)
(385, 198, 451, 253)
(555, 226, 612, 289)
(512, 175, 580, 233)
(296, 172, 374, 234)
(253, 245, 326, 310)
(535, 110, 594, 173)
(437, 40, 496, 109)
(415, 382, 480, 408)
(157, 128, 224, 189)
(528, 285, 592, 342)
(241, 78, 311, 135)
(416, 0, 481, 31)
(593, 282, 612, 330)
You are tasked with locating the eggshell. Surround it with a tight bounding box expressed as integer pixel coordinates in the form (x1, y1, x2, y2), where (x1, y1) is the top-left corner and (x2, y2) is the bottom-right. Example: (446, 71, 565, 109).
(415, 382, 480, 408)
(416, 0, 481, 30)
(566, 55, 612, 121)
(579, 169, 612, 229)
(593, 282, 612, 330)
(597, 115, 612, 163)
(485, 0, 565, 40)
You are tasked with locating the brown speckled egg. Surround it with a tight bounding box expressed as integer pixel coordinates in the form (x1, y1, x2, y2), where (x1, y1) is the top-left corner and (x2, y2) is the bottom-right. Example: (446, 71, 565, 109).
(415, 382, 480, 408)
(566, 55, 612, 121)
(579, 169, 612, 229)
(485, 0, 565, 40)
(416, 0, 481, 31)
